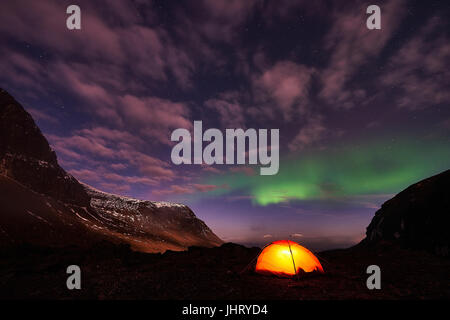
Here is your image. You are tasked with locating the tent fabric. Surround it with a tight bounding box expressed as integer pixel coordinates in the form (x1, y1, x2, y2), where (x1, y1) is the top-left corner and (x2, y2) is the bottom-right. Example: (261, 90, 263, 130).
(255, 240, 324, 277)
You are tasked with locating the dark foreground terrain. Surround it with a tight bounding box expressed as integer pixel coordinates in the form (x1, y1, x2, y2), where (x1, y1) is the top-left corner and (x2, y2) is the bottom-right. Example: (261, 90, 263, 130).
(1, 241, 448, 300)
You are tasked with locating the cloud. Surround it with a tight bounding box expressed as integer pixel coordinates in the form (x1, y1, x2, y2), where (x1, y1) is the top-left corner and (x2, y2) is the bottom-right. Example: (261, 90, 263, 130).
(50, 134, 118, 159)
(180, 0, 259, 43)
(151, 183, 228, 197)
(44, 63, 194, 143)
(98, 182, 131, 194)
(0, 0, 197, 87)
(47, 126, 176, 195)
(253, 61, 314, 119)
(0, 0, 198, 131)
(226, 195, 256, 202)
(102, 172, 157, 186)
(0, 1, 123, 62)
(318, 0, 405, 108)
(69, 169, 102, 183)
(290, 233, 304, 238)
(110, 163, 127, 170)
(27, 60, 193, 145)
(26, 108, 59, 124)
(69, 169, 135, 195)
(0, 49, 48, 95)
(380, 17, 450, 109)
(202, 166, 223, 174)
(204, 96, 246, 128)
(119, 95, 192, 144)
(192, 184, 225, 192)
(289, 116, 327, 151)
(229, 166, 256, 176)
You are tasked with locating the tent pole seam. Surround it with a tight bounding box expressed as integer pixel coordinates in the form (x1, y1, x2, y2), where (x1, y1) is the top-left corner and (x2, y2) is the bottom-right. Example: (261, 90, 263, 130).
(287, 240, 297, 275)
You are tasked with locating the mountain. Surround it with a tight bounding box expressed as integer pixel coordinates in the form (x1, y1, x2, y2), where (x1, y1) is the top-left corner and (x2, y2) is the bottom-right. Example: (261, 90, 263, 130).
(0, 88, 222, 252)
(364, 169, 450, 256)
(0, 89, 89, 205)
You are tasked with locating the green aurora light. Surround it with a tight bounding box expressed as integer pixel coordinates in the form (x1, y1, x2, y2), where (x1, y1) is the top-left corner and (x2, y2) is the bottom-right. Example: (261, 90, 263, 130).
(203, 135, 450, 206)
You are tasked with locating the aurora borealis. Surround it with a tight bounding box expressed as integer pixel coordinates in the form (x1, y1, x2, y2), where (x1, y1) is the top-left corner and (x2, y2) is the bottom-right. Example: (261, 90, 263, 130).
(1, 0, 449, 249)
(203, 135, 450, 206)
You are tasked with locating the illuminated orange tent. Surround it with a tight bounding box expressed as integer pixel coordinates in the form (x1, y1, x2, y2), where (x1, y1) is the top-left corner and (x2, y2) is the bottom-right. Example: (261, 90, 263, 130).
(255, 240, 324, 277)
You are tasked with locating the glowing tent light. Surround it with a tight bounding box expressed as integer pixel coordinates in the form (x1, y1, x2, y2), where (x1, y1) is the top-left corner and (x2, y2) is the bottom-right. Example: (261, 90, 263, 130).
(255, 240, 324, 277)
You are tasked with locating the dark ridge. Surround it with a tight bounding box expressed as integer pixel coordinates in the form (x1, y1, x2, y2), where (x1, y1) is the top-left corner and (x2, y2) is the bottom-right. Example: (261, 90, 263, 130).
(364, 169, 450, 256)
(0, 88, 90, 205)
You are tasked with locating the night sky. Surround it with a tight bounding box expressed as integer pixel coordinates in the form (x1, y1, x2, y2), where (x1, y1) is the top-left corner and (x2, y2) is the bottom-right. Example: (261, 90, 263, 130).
(1, 0, 449, 250)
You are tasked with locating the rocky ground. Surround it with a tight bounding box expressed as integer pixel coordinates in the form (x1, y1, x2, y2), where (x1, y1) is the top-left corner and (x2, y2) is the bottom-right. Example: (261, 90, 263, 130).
(1, 241, 448, 300)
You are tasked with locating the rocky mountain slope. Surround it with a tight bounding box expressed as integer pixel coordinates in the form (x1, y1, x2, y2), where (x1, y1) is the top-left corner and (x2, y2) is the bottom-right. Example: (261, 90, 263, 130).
(364, 169, 450, 256)
(0, 88, 222, 252)
(0, 89, 89, 205)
